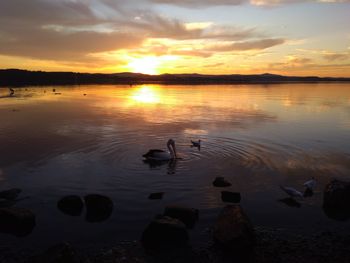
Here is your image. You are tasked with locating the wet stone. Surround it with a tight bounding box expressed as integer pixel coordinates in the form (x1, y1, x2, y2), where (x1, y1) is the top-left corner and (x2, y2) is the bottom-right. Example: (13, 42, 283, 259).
(148, 192, 164, 200)
(0, 207, 36, 237)
(57, 195, 84, 216)
(213, 177, 232, 187)
(164, 205, 199, 229)
(84, 194, 113, 223)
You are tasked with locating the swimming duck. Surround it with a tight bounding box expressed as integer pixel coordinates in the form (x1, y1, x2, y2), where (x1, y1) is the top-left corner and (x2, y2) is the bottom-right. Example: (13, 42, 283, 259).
(191, 140, 201, 147)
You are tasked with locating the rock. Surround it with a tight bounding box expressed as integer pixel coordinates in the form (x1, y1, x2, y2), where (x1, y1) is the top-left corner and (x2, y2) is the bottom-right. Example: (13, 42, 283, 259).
(0, 207, 35, 237)
(84, 194, 113, 223)
(141, 216, 189, 249)
(213, 177, 232, 187)
(28, 242, 81, 263)
(213, 205, 255, 253)
(221, 191, 241, 203)
(148, 192, 164, 200)
(57, 195, 84, 216)
(0, 199, 16, 208)
(0, 188, 21, 200)
(323, 179, 350, 221)
(164, 205, 199, 228)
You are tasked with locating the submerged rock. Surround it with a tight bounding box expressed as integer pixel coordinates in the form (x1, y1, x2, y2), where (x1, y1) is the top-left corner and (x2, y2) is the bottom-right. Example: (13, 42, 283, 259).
(57, 195, 84, 216)
(84, 194, 113, 223)
(213, 177, 232, 187)
(0, 207, 35, 237)
(323, 179, 350, 221)
(28, 242, 80, 263)
(164, 205, 199, 228)
(221, 191, 241, 203)
(148, 192, 164, 200)
(0, 188, 21, 200)
(213, 205, 255, 254)
(141, 216, 189, 249)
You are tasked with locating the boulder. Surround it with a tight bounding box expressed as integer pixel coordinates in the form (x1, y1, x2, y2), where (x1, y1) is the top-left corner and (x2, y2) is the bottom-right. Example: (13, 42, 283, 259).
(84, 194, 113, 223)
(213, 177, 232, 187)
(28, 242, 80, 263)
(0, 188, 21, 200)
(57, 195, 84, 216)
(163, 205, 198, 228)
(141, 216, 189, 249)
(148, 192, 164, 200)
(0, 207, 35, 237)
(323, 179, 350, 221)
(213, 205, 255, 253)
(221, 191, 241, 203)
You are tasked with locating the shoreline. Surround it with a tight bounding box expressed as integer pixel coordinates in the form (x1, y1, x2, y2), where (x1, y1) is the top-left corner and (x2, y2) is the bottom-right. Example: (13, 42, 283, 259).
(2, 226, 350, 263)
(1, 69, 350, 87)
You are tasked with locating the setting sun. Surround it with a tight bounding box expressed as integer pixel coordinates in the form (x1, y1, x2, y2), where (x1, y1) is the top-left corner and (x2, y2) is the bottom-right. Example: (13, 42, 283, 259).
(127, 57, 160, 75)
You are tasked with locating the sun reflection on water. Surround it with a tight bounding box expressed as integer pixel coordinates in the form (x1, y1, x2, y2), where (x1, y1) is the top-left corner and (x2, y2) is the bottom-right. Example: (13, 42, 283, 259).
(130, 86, 160, 104)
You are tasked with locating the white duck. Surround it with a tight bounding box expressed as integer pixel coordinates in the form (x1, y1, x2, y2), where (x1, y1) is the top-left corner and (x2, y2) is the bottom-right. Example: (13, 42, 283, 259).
(143, 139, 177, 161)
(280, 186, 303, 198)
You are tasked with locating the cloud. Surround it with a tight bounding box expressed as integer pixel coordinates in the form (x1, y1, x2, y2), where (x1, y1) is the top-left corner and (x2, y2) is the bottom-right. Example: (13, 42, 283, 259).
(151, 0, 350, 7)
(209, 38, 285, 52)
(0, 0, 276, 63)
(150, 0, 245, 7)
(323, 52, 350, 61)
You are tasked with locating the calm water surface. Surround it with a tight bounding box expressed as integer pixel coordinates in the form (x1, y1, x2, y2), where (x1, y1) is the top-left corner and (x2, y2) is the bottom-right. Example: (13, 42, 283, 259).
(1, 83, 350, 252)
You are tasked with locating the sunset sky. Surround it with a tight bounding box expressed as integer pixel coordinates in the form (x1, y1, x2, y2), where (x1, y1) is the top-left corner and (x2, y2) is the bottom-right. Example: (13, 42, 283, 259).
(0, 0, 349, 76)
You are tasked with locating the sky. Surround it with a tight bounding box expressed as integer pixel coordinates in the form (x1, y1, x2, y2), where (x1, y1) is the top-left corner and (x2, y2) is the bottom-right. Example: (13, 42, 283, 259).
(0, 0, 349, 77)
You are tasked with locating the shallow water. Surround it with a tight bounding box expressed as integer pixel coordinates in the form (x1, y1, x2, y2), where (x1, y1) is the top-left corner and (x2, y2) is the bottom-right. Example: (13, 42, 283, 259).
(1, 83, 350, 251)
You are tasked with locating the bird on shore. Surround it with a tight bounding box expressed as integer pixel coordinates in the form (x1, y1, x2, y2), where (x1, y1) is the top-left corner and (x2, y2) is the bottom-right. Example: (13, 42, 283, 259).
(280, 185, 303, 198)
(191, 140, 201, 147)
(303, 177, 316, 197)
(143, 139, 177, 161)
(304, 177, 316, 190)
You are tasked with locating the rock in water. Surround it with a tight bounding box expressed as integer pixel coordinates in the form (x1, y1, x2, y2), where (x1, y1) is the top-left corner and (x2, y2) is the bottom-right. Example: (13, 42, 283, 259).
(323, 179, 350, 221)
(213, 177, 232, 187)
(84, 194, 113, 223)
(221, 191, 241, 203)
(0, 188, 21, 200)
(213, 205, 255, 254)
(141, 216, 189, 249)
(57, 195, 84, 216)
(164, 205, 199, 228)
(148, 192, 164, 200)
(0, 207, 35, 237)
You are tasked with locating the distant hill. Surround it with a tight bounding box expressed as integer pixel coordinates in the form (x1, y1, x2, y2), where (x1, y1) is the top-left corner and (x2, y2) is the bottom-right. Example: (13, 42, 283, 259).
(0, 69, 349, 87)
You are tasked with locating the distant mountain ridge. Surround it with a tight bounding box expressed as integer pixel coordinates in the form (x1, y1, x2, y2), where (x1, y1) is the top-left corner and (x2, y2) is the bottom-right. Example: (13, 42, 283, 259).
(1, 69, 349, 86)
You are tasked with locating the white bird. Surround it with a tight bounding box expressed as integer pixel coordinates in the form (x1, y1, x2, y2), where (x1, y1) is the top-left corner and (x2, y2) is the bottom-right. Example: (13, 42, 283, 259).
(191, 140, 201, 147)
(280, 186, 303, 198)
(143, 139, 177, 161)
(304, 177, 316, 190)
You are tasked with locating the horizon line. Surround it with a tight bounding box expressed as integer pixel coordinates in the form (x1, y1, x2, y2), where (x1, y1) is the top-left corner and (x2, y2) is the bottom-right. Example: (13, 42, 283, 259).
(2, 68, 350, 79)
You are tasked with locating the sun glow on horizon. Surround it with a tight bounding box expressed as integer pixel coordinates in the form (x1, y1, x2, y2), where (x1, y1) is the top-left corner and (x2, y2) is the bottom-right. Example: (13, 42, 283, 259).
(127, 56, 160, 75)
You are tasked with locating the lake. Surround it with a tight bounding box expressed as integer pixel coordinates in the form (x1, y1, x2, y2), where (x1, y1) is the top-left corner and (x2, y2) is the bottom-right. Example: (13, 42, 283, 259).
(1, 83, 350, 252)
